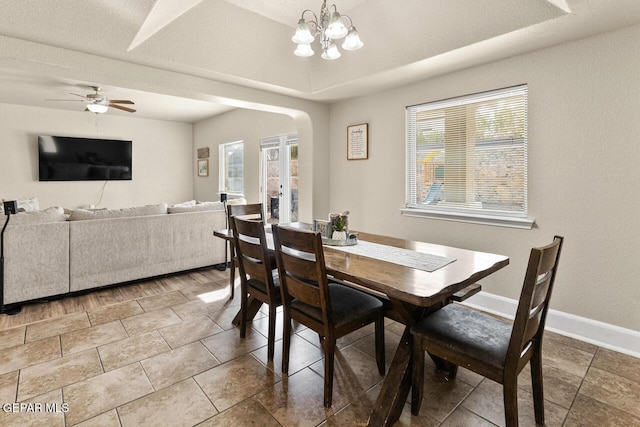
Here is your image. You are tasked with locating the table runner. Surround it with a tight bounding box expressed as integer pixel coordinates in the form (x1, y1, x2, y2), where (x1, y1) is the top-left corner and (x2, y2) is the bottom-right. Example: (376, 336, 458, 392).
(326, 240, 455, 272)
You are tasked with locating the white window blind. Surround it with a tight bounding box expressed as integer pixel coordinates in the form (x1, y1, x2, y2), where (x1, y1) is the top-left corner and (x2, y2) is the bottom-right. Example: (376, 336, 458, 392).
(405, 85, 532, 228)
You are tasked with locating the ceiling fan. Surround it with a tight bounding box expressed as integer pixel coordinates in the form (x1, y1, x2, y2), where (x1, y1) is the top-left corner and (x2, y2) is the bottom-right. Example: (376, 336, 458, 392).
(46, 86, 136, 114)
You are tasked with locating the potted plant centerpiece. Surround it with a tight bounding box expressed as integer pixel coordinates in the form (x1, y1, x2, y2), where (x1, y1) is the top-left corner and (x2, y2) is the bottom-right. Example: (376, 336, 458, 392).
(329, 211, 349, 240)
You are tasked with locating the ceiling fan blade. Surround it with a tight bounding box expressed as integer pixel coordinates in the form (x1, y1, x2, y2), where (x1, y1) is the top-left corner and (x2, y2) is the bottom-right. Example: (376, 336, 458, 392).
(109, 100, 135, 105)
(70, 93, 88, 99)
(45, 99, 85, 102)
(109, 104, 136, 113)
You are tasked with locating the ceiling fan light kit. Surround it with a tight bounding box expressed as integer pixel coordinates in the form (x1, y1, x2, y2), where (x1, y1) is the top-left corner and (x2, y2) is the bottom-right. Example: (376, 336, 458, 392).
(86, 102, 109, 114)
(292, 0, 362, 60)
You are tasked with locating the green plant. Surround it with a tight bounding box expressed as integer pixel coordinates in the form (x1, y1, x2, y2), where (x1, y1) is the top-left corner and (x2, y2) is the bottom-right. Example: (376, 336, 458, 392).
(330, 211, 349, 233)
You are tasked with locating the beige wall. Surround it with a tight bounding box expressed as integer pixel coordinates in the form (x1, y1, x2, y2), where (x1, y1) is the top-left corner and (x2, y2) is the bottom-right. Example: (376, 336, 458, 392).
(193, 109, 297, 204)
(328, 24, 640, 331)
(0, 103, 194, 209)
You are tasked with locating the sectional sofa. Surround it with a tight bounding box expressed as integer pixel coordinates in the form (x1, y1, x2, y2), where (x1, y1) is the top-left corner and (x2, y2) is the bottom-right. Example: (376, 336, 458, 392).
(2, 201, 231, 310)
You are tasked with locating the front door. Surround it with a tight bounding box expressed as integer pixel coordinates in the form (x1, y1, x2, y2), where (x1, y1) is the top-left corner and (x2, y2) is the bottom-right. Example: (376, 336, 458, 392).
(260, 133, 298, 224)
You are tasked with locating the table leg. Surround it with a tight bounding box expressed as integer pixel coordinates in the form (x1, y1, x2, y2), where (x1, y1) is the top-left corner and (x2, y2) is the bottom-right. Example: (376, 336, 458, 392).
(231, 297, 263, 326)
(368, 326, 413, 426)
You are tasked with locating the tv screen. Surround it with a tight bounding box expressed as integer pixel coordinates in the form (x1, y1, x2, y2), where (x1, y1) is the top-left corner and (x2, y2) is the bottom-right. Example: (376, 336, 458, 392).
(38, 135, 132, 181)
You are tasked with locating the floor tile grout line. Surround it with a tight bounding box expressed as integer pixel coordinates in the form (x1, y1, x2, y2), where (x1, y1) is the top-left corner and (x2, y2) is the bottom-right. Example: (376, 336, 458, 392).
(561, 341, 599, 425)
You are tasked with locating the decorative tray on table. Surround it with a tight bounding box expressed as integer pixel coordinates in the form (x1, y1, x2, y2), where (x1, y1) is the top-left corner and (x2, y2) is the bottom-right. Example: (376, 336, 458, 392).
(321, 234, 358, 246)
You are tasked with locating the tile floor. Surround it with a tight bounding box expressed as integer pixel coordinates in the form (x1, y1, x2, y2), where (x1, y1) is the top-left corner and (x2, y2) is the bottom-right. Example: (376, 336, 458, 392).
(1, 268, 639, 426)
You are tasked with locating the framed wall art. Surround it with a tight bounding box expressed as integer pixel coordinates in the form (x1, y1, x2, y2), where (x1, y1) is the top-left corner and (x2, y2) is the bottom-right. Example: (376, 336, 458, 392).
(347, 123, 368, 160)
(197, 159, 209, 177)
(197, 147, 210, 159)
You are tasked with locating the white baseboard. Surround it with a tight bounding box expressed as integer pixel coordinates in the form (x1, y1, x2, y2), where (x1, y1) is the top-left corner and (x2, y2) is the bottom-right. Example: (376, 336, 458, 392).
(462, 291, 640, 358)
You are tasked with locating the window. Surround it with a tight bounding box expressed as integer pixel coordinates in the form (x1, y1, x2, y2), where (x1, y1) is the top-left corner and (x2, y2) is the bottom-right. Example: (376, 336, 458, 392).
(404, 85, 533, 228)
(219, 140, 243, 195)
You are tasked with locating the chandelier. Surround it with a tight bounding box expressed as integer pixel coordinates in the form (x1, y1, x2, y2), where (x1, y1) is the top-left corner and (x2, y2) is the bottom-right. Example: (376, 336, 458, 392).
(291, 0, 363, 60)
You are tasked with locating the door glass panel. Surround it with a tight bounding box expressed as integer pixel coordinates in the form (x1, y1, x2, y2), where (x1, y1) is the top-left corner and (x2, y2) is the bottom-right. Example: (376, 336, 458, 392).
(263, 145, 281, 224)
(289, 143, 298, 222)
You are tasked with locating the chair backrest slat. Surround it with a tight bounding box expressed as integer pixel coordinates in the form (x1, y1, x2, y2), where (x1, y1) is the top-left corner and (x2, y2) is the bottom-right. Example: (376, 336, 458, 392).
(507, 236, 564, 369)
(272, 225, 332, 324)
(227, 203, 264, 226)
(237, 236, 265, 263)
(230, 216, 275, 298)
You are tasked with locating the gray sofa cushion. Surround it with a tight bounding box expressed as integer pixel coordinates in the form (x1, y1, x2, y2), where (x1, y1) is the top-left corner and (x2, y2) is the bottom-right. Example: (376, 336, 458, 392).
(9, 206, 66, 225)
(69, 203, 168, 221)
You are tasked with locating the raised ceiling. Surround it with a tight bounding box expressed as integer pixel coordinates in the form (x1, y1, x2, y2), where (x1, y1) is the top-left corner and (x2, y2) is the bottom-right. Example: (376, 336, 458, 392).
(1, 0, 640, 122)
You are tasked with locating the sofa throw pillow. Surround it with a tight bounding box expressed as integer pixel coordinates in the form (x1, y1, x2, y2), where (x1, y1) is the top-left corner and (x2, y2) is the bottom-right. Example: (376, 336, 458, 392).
(168, 201, 224, 214)
(171, 200, 197, 208)
(9, 206, 67, 225)
(120, 203, 168, 217)
(17, 196, 40, 212)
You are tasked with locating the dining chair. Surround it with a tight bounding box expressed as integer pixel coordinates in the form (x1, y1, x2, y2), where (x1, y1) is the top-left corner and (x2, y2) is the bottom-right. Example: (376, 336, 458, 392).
(230, 216, 280, 360)
(410, 236, 563, 427)
(226, 203, 264, 299)
(271, 224, 386, 408)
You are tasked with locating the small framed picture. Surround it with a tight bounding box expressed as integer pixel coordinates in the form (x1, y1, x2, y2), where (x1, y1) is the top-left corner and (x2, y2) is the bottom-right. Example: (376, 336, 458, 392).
(197, 159, 209, 177)
(347, 123, 368, 160)
(313, 219, 331, 238)
(197, 147, 210, 159)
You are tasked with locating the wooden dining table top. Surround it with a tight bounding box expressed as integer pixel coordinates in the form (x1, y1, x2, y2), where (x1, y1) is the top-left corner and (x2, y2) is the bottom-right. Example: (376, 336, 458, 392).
(321, 231, 509, 307)
(214, 223, 509, 308)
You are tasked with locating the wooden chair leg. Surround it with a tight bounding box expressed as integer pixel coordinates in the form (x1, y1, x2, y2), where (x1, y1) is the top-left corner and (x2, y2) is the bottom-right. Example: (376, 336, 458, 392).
(531, 347, 545, 425)
(375, 315, 385, 375)
(282, 316, 292, 374)
(324, 338, 336, 408)
(503, 377, 519, 427)
(411, 337, 425, 415)
(229, 246, 236, 299)
(239, 285, 247, 339)
(267, 304, 276, 361)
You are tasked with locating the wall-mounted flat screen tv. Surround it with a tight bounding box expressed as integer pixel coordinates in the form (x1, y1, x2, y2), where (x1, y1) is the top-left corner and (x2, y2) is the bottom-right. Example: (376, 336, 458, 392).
(38, 135, 132, 181)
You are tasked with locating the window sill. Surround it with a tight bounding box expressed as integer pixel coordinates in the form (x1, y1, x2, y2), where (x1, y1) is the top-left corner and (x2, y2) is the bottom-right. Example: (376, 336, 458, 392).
(400, 208, 535, 229)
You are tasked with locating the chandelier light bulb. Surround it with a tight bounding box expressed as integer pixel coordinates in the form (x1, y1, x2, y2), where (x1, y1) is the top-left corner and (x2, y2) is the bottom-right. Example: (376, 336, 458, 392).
(294, 43, 315, 57)
(321, 41, 341, 60)
(292, 19, 315, 44)
(342, 27, 363, 51)
(325, 12, 348, 39)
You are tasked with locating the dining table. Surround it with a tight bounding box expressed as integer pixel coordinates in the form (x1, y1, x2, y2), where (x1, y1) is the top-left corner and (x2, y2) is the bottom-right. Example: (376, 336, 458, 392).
(214, 223, 509, 426)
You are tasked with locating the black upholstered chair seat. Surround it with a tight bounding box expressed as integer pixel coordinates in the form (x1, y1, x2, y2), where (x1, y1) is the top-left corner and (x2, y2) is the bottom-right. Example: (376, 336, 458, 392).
(247, 270, 280, 296)
(411, 303, 511, 371)
(291, 283, 384, 329)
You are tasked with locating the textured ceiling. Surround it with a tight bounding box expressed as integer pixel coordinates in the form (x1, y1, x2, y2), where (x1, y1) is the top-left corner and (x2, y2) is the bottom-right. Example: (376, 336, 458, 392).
(1, 0, 640, 122)
(223, 0, 367, 27)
